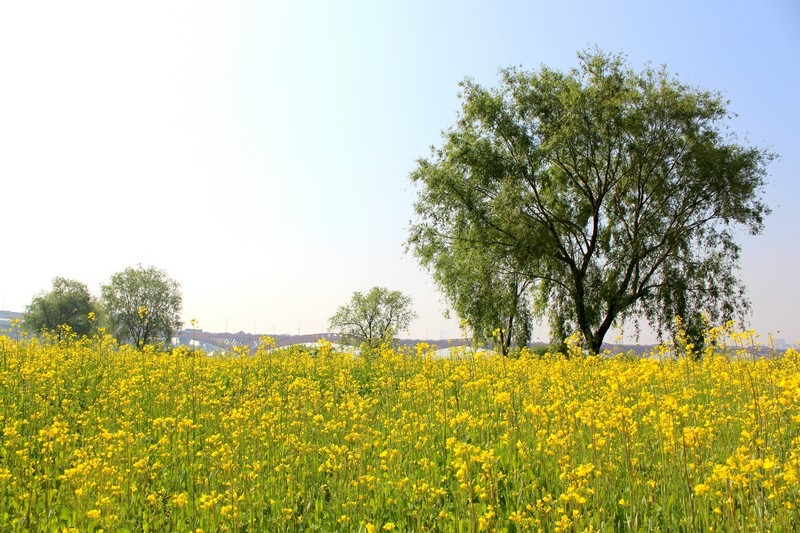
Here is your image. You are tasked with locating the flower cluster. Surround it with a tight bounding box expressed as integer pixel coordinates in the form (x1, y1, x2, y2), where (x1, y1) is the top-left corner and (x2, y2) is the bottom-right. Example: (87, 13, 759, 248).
(0, 329, 798, 530)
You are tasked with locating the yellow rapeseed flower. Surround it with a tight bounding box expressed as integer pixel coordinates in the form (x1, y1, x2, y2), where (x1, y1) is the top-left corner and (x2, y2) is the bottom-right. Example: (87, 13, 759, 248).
(694, 484, 711, 496)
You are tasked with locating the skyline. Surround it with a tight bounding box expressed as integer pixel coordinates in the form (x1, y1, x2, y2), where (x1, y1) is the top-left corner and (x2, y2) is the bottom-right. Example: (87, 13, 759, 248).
(1, 1, 798, 343)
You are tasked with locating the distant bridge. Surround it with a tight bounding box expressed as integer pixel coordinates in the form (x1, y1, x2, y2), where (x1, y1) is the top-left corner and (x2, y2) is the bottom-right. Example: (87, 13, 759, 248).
(176, 329, 468, 351)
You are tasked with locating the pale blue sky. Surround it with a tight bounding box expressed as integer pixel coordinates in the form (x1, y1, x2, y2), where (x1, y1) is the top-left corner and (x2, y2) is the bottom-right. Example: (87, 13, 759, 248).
(1, 1, 798, 342)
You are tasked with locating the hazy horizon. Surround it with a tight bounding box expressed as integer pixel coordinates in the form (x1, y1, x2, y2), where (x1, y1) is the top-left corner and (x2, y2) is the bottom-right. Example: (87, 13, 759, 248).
(2, 1, 798, 344)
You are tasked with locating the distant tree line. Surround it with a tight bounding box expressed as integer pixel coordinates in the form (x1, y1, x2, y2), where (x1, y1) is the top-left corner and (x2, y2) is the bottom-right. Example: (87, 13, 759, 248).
(22, 265, 182, 348)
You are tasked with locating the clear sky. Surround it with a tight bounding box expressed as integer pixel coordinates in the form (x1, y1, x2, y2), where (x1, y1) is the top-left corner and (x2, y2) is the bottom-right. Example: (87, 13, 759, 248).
(1, 1, 798, 343)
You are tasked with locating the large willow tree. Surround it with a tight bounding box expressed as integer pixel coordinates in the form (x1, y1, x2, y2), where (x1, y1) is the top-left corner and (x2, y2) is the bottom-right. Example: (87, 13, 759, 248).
(408, 49, 773, 354)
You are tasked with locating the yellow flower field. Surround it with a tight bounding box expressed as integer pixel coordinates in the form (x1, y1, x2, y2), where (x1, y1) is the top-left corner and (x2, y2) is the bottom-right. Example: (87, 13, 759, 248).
(0, 329, 798, 531)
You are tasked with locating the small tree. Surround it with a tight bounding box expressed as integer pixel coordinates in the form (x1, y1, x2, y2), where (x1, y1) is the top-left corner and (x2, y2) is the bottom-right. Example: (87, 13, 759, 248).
(329, 287, 416, 348)
(23, 277, 98, 339)
(101, 265, 183, 348)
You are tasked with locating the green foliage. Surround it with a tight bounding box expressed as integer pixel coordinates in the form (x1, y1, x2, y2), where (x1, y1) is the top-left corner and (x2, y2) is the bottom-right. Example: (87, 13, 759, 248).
(23, 277, 98, 338)
(328, 286, 417, 349)
(408, 213, 532, 355)
(100, 265, 182, 348)
(408, 48, 774, 353)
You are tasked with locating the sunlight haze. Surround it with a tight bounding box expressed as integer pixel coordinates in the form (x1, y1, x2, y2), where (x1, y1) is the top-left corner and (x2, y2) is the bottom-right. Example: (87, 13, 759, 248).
(1, 1, 798, 343)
